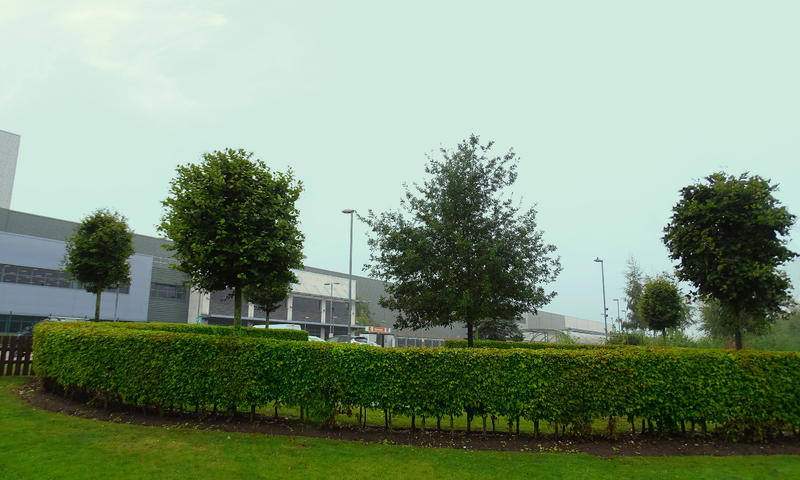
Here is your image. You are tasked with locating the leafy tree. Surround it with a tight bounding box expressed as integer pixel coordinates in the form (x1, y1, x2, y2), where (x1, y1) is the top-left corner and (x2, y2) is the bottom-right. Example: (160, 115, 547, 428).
(354, 297, 373, 326)
(638, 277, 684, 343)
(745, 306, 800, 351)
(700, 298, 799, 350)
(477, 317, 524, 341)
(663, 172, 797, 349)
(64, 209, 135, 321)
(622, 257, 646, 331)
(363, 134, 561, 346)
(159, 148, 304, 329)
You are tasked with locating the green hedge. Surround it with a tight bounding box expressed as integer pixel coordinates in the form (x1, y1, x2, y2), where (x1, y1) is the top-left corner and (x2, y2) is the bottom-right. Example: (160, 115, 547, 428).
(75, 321, 309, 341)
(34, 322, 800, 434)
(443, 339, 625, 350)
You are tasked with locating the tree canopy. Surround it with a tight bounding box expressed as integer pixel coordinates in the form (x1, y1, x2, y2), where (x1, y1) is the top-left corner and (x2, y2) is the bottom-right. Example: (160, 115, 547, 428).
(159, 148, 304, 329)
(663, 172, 797, 349)
(622, 257, 646, 331)
(363, 134, 561, 346)
(638, 277, 684, 342)
(477, 317, 524, 342)
(64, 209, 135, 321)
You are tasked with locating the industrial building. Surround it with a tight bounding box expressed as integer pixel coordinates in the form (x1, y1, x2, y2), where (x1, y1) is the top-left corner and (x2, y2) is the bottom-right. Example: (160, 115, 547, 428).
(0, 129, 605, 345)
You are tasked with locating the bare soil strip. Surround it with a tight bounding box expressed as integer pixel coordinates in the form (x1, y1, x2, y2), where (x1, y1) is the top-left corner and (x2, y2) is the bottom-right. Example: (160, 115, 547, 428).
(16, 380, 800, 457)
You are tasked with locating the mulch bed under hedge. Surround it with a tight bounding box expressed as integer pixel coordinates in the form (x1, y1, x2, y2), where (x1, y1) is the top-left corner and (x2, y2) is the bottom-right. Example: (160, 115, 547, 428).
(16, 379, 800, 458)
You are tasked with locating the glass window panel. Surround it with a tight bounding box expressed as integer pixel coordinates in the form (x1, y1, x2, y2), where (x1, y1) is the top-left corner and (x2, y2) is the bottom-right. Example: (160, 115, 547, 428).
(292, 297, 320, 322)
(43, 270, 60, 287)
(15, 267, 33, 285)
(1, 264, 17, 283)
(31, 268, 46, 286)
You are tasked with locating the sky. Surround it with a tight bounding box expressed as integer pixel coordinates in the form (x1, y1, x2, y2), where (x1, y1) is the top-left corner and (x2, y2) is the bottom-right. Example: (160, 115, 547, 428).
(2, 0, 799, 325)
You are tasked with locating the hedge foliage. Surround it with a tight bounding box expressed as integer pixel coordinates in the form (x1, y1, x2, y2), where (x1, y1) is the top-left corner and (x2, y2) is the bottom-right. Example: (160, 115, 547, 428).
(444, 339, 624, 350)
(87, 321, 309, 341)
(34, 322, 800, 434)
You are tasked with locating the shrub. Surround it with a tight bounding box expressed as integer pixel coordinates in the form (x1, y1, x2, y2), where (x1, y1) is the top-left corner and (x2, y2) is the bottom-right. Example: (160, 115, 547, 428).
(34, 322, 800, 437)
(74, 321, 309, 342)
(443, 339, 625, 350)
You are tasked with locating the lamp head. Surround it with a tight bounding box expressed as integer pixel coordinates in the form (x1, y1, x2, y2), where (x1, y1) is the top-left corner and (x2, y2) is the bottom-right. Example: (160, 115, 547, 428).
(594, 257, 602, 263)
(342, 209, 355, 214)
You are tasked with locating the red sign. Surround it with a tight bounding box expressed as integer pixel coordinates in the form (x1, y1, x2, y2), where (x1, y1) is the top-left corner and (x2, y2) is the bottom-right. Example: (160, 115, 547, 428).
(364, 326, 391, 333)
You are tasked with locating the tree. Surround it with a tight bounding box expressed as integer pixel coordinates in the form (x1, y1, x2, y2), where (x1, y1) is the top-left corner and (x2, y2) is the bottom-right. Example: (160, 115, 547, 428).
(363, 134, 561, 346)
(622, 257, 646, 331)
(64, 209, 135, 321)
(663, 172, 797, 349)
(354, 297, 373, 326)
(477, 317, 524, 341)
(159, 148, 304, 329)
(700, 298, 795, 348)
(638, 277, 684, 343)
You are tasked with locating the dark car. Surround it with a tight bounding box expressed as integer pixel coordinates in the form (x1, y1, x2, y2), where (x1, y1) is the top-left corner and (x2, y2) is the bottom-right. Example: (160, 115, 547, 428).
(16, 325, 34, 337)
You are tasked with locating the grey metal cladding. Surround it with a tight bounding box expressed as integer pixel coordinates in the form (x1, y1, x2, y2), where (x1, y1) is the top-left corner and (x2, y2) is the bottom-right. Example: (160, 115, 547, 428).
(147, 296, 189, 322)
(209, 289, 235, 316)
(0, 208, 173, 257)
(146, 264, 189, 323)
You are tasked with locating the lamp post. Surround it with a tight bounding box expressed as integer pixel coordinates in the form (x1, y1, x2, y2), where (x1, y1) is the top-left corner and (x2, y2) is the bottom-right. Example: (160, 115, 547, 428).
(323, 281, 340, 339)
(612, 298, 620, 331)
(342, 209, 355, 328)
(594, 257, 608, 340)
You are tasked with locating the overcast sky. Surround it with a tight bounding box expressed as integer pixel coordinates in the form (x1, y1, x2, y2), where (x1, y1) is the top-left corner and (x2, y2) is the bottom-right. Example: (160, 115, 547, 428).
(2, 0, 799, 324)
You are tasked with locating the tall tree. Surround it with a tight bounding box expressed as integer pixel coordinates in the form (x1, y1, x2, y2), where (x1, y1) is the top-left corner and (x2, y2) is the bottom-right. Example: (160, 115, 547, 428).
(638, 276, 684, 343)
(663, 172, 797, 349)
(363, 134, 561, 346)
(64, 209, 135, 321)
(622, 257, 646, 331)
(477, 317, 524, 341)
(159, 148, 304, 329)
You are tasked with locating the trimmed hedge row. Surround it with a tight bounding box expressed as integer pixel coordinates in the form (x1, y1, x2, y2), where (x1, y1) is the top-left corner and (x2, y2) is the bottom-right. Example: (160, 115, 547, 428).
(80, 321, 309, 341)
(34, 322, 800, 434)
(444, 339, 625, 350)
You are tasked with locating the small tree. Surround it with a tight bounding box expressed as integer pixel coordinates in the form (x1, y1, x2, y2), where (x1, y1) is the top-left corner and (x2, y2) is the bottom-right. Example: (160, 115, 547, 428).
(64, 209, 135, 321)
(638, 277, 684, 343)
(159, 148, 304, 329)
(363, 134, 561, 346)
(663, 172, 797, 349)
(622, 257, 646, 331)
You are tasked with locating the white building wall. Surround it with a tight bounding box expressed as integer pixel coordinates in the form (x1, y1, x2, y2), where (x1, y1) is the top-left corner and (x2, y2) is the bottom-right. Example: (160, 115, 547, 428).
(0, 231, 153, 321)
(0, 130, 20, 209)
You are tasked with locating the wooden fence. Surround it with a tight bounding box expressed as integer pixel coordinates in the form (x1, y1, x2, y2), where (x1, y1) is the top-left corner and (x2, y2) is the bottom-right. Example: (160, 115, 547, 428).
(1, 335, 33, 376)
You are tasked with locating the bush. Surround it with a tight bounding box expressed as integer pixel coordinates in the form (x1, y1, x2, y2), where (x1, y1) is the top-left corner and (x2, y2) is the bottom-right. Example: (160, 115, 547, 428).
(34, 322, 800, 437)
(75, 321, 309, 342)
(443, 339, 625, 350)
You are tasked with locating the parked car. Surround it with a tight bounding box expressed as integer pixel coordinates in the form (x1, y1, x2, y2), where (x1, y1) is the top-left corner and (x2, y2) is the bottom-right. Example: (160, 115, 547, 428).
(307, 335, 325, 342)
(16, 325, 34, 337)
(327, 335, 379, 346)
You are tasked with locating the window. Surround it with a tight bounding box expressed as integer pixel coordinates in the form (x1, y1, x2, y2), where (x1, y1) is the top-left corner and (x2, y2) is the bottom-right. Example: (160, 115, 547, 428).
(150, 282, 185, 299)
(0, 263, 129, 293)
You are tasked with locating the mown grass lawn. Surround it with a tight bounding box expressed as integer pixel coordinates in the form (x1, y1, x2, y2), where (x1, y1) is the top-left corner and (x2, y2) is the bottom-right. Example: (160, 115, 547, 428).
(1, 377, 797, 480)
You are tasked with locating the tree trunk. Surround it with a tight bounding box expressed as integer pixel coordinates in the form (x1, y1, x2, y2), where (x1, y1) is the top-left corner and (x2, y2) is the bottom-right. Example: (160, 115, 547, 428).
(734, 327, 743, 350)
(94, 291, 102, 321)
(662, 329, 667, 345)
(233, 286, 242, 329)
(467, 318, 474, 347)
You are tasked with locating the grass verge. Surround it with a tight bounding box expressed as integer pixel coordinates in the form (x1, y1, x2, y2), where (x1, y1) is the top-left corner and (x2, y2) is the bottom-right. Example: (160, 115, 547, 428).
(1, 377, 798, 480)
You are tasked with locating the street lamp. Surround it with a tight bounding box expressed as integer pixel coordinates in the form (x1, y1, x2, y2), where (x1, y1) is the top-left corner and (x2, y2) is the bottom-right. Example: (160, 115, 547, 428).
(594, 257, 608, 340)
(342, 209, 355, 328)
(323, 281, 340, 338)
(612, 298, 620, 331)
